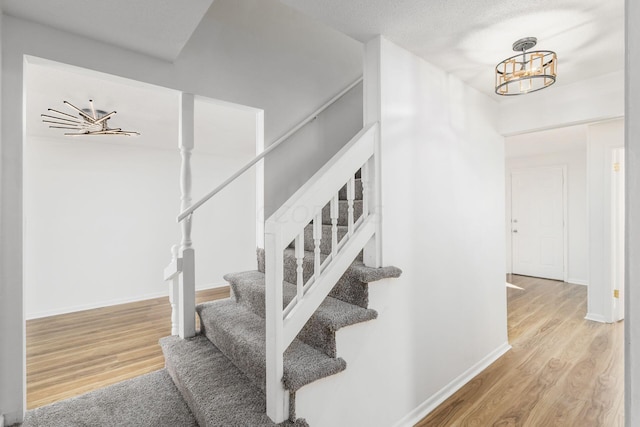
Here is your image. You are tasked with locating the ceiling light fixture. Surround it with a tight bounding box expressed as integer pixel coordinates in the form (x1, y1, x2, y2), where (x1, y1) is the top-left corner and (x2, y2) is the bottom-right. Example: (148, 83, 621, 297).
(41, 100, 140, 136)
(495, 37, 557, 96)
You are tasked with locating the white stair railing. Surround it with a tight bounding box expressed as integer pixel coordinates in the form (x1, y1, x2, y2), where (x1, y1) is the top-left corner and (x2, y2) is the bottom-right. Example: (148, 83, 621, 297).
(264, 123, 380, 422)
(163, 78, 363, 339)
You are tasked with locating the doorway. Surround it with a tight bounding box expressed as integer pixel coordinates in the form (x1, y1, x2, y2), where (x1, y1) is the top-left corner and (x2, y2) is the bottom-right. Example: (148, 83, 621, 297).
(509, 167, 566, 281)
(23, 56, 263, 408)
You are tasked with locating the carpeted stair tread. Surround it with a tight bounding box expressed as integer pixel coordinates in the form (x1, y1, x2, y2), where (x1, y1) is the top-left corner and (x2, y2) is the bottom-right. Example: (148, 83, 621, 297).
(321, 199, 363, 226)
(160, 335, 306, 427)
(223, 270, 378, 357)
(197, 299, 347, 392)
(22, 369, 198, 427)
(257, 248, 402, 308)
(348, 260, 403, 282)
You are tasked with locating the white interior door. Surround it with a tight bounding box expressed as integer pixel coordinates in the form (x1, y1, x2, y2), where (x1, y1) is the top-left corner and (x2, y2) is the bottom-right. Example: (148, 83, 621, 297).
(611, 148, 625, 321)
(511, 168, 565, 280)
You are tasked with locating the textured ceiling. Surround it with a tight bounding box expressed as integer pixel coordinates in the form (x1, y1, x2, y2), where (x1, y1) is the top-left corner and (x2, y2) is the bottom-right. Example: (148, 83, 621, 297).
(0, 0, 214, 61)
(2, 0, 624, 98)
(279, 0, 625, 99)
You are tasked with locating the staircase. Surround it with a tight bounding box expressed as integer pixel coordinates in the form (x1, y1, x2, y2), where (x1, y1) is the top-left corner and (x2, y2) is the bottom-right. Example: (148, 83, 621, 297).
(160, 169, 401, 426)
(18, 81, 401, 427)
(6, 74, 408, 427)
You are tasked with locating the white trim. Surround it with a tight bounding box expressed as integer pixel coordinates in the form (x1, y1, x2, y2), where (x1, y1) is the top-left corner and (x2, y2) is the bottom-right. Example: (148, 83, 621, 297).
(255, 110, 265, 249)
(567, 278, 589, 286)
(393, 342, 512, 427)
(1, 411, 20, 427)
(562, 165, 569, 283)
(25, 282, 229, 320)
(585, 313, 610, 323)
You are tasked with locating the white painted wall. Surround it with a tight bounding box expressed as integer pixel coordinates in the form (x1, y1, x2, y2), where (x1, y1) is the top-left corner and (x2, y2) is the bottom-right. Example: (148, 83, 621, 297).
(23, 137, 256, 319)
(297, 37, 509, 427)
(22, 60, 258, 319)
(264, 82, 363, 215)
(626, 1, 640, 423)
(498, 70, 624, 136)
(1, 1, 363, 420)
(505, 131, 589, 285)
(587, 119, 625, 323)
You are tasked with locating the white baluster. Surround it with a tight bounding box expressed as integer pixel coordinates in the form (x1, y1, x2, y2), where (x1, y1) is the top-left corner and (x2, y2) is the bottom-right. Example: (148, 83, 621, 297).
(361, 163, 370, 219)
(313, 213, 322, 278)
(179, 92, 196, 338)
(169, 245, 180, 336)
(347, 176, 355, 236)
(330, 195, 339, 254)
(295, 233, 304, 302)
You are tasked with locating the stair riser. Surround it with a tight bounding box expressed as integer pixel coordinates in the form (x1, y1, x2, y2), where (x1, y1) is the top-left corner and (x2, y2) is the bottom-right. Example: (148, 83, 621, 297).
(290, 224, 347, 255)
(198, 300, 347, 393)
(257, 248, 369, 308)
(321, 200, 363, 226)
(337, 178, 363, 200)
(229, 276, 339, 357)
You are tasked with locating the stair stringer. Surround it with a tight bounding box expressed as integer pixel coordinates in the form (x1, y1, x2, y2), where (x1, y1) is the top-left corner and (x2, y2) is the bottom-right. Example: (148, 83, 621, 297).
(293, 278, 406, 427)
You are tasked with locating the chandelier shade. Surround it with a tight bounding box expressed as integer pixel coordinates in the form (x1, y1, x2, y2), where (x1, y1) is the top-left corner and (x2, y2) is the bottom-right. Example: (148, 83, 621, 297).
(495, 37, 557, 96)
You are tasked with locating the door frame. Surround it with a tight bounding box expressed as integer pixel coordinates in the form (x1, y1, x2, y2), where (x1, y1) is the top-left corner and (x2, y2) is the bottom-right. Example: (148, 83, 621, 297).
(506, 165, 568, 283)
(610, 147, 625, 321)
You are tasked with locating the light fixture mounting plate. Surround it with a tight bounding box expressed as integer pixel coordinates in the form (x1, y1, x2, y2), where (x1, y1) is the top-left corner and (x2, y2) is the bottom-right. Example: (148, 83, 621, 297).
(512, 37, 537, 52)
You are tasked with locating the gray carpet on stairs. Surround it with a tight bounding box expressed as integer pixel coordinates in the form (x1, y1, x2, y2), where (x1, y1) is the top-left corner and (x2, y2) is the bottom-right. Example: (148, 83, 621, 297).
(161, 335, 307, 427)
(224, 270, 378, 357)
(321, 199, 363, 226)
(338, 178, 363, 200)
(257, 248, 402, 308)
(22, 369, 198, 427)
(197, 299, 347, 392)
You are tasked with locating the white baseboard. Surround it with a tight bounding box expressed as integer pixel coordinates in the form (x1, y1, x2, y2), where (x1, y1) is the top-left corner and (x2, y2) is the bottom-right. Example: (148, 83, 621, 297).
(585, 313, 610, 323)
(0, 410, 21, 427)
(393, 342, 512, 427)
(567, 278, 589, 286)
(26, 282, 229, 320)
(197, 282, 230, 291)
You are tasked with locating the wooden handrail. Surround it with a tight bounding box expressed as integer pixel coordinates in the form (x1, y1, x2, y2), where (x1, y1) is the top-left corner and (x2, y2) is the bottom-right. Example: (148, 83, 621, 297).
(177, 76, 363, 222)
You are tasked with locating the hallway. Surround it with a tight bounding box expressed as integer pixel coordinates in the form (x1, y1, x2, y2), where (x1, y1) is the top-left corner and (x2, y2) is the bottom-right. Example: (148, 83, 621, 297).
(417, 275, 623, 426)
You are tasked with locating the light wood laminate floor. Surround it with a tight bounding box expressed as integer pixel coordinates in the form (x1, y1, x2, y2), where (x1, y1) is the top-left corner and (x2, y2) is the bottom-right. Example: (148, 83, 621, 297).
(416, 274, 624, 427)
(26, 287, 229, 409)
(27, 276, 623, 426)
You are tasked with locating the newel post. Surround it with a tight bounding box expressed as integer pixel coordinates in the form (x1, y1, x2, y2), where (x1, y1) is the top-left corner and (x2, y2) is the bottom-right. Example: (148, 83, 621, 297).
(363, 38, 383, 268)
(265, 229, 289, 423)
(179, 92, 196, 338)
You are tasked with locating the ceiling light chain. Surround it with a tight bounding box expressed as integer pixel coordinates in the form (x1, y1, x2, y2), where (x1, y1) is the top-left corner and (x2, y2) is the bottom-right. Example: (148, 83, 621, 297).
(495, 37, 557, 96)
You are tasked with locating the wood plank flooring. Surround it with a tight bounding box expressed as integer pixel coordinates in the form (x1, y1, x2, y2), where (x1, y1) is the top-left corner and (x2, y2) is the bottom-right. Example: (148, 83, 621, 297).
(416, 275, 624, 427)
(26, 287, 229, 409)
(27, 275, 624, 425)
